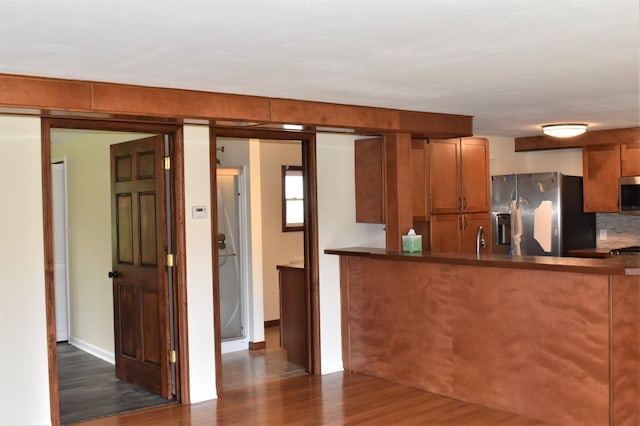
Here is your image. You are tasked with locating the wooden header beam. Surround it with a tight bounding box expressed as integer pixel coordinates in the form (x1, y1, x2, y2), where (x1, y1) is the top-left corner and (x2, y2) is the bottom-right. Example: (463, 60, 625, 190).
(0, 73, 473, 138)
(515, 127, 640, 151)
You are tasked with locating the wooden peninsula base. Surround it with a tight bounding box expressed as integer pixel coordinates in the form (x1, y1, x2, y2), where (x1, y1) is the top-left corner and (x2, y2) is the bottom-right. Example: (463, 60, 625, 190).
(328, 248, 640, 426)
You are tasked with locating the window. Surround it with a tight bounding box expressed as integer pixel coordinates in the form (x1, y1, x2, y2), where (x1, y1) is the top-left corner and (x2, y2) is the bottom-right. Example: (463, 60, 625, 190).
(282, 165, 304, 232)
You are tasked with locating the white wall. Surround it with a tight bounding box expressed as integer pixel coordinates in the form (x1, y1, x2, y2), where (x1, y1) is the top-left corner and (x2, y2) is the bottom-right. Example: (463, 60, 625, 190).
(182, 125, 217, 402)
(486, 135, 583, 176)
(316, 133, 386, 374)
(259, 141, 304, 322)
(0, 116, 51, 425)
(50, 132, 148, 361)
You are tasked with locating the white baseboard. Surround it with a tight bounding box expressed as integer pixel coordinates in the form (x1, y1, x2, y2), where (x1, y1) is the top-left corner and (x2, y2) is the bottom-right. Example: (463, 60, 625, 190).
(68, 336, 115, 365)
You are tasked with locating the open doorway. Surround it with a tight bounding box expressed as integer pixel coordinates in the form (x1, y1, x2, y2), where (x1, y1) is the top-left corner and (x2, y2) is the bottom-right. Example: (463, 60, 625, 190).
(42, 119, 189, 425)
(210, 128, 320, 395)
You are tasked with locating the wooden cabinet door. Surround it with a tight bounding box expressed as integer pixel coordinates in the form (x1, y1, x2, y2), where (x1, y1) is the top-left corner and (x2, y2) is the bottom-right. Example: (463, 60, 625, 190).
(460, 138, 490, 213)
(430, 139, 460, 214)
(461, 213, 492, 255)
(278, 266, 308, 369)
(430, 214, 461, 253)
(411, 139, 429, 221)
(355, 137, 385, 223)
(583, 144, 621, 212)
(621, 142, 640, 176)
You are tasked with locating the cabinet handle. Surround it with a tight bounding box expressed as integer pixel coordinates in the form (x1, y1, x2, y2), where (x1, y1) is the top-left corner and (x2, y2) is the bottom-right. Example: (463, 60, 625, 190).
(457, 196, 462, 211)
(463, 216, 468, 230)
(462, 197, 467, 211)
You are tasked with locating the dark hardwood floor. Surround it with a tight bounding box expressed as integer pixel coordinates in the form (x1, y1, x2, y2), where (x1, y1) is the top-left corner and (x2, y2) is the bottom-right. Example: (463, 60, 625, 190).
(80, 371, 552, 426)
(57, 342, 175, 425)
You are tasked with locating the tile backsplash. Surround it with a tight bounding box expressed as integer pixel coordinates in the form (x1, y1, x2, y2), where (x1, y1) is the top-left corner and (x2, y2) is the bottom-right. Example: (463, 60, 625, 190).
(596, 213, 640, 249)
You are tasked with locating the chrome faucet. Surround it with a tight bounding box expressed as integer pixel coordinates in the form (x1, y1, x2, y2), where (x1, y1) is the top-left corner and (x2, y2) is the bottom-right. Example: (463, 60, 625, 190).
(476, 226, 487, 255)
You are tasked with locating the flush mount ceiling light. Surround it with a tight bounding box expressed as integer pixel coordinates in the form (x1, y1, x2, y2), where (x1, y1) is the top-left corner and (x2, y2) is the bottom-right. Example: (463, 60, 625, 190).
(542, 123, 588, 138)
(282, 124, 304, 131)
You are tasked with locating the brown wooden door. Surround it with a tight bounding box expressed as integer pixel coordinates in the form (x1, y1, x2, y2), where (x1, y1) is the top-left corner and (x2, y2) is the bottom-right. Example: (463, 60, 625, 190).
(461, 213, 492, 255)
(583, 144, 620, 212)
(460, 138, 490, 213)
(430, 214, 461, 253)
(355, 137, 385, 223)
(410, 139, 429, 221)
(430, 139, 460, 214)
(621, 142, 640, 176)
(110, 135, 171, 398)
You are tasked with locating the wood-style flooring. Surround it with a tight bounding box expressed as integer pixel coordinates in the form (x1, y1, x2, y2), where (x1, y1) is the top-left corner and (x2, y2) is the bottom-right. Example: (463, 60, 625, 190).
(222, 325, 308, 391)
(57, 342, 174, 425)
(80, 370, 552, 426)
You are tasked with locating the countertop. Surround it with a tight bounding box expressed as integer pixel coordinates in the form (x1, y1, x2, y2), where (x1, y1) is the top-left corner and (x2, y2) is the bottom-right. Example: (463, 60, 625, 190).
(277, 262, 305, 270)
(325, 247, 640, 276)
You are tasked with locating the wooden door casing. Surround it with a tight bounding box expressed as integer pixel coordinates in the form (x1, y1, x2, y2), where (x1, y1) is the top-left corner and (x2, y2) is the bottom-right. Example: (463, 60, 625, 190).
(111, 135, 171, 398)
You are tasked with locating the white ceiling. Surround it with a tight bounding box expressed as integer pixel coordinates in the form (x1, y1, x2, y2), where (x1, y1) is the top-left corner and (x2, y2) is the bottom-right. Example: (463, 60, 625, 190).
(1, 0, 638, 137)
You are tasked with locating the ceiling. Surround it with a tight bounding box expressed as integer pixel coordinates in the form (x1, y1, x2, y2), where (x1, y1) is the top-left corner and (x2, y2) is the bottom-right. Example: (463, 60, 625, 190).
(0, 0, 638, 137)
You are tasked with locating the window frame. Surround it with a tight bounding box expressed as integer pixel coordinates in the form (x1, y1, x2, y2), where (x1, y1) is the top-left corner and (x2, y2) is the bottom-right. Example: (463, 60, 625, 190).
(281, 165, 304, 232)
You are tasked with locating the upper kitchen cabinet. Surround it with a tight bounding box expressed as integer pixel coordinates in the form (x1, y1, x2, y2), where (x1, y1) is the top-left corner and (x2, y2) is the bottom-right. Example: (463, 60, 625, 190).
(621, 142, 640, 176)
(583, 144, 621, 212)
(411, 139, 429, 221)
(430, 137, 490, 215)
(355, 137, 385, 223)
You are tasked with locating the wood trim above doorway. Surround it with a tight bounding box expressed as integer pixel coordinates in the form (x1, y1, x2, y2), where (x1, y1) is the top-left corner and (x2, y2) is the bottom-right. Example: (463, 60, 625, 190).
(41, 118, 189, 426)
(0, 73, 473, 138)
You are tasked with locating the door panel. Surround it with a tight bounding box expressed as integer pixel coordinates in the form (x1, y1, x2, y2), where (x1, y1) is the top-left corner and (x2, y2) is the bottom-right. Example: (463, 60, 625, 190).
(110, 135, 171, 398)
(430, 214, 461, 253)
(460, 138, 490, 213)
(430, 139, 460, 214)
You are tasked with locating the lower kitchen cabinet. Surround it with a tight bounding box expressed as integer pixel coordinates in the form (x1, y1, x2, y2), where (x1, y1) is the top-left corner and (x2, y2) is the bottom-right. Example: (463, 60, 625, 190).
(431, 213, 491, 255)
(277, 264, 308, 369)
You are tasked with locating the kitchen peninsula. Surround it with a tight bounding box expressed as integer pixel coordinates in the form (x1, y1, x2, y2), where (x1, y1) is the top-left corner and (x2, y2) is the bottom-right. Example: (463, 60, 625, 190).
(326, 247, 639, 426)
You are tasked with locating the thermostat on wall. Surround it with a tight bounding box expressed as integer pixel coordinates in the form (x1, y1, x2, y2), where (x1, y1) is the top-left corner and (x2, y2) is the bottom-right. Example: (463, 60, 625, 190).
(192, 206, 208, 219)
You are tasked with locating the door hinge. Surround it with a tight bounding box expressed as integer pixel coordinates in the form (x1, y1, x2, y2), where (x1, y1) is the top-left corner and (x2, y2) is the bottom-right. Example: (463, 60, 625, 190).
(163, 156, 171, 170)
(166, 253, 174, 267)
(169, 350, 177, 363)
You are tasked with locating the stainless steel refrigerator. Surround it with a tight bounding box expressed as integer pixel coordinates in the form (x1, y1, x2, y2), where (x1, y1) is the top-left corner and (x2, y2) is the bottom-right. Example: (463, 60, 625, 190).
(491, 172, 596, 256)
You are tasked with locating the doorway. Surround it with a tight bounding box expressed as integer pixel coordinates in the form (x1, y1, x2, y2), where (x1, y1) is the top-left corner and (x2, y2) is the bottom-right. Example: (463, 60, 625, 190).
(217, 168, 250, 352)
(210, 128, 320, 395)
(42, 119, 189, 426)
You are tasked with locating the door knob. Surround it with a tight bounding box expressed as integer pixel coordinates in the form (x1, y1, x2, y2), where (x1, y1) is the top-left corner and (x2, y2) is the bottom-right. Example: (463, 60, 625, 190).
(108, 271, 118, 278)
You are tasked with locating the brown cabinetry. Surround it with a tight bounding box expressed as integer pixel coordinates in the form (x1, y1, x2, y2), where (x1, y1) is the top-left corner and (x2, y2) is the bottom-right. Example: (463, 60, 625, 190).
(355, 137, 385, 223)
(277, 265, 308, 369)
(621, 142, 640, 176)
(430, 138, 490, 215)
(430, 212, 491, 255)
(583, 144, 621, 212)
(410, 139, 429, 221)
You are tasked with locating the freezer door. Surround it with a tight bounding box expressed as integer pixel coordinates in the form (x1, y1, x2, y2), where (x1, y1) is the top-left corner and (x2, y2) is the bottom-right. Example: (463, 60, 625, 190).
(491, 175, 516, 254)
(517, 172, 561, 256)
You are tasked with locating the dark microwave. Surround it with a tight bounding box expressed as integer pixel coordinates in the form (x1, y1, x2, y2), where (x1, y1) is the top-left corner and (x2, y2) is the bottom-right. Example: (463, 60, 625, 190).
(620, 176, 640, 214)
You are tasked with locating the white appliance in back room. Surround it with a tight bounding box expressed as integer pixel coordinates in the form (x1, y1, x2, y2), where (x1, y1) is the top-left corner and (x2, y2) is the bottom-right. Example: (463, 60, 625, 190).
(491, 172, 596, 256)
